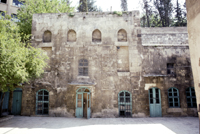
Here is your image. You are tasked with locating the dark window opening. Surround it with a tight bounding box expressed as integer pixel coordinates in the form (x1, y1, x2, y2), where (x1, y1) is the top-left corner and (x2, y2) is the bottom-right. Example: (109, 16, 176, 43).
(186, 87, 197, 108)
(0, 11, 5, 16)
(1, 0, 7, 4)
(12, 0, 23, 7)
(168, 87, 180, 108)
(118, 91, 132, 117)
(167, 63, 175, 75)
(78, 59, 88, 76)
(36, 89, 49, 115)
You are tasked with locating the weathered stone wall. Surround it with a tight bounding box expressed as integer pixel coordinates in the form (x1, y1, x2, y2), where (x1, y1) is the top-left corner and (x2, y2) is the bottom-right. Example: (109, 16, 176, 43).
(20, 11, 197, 118)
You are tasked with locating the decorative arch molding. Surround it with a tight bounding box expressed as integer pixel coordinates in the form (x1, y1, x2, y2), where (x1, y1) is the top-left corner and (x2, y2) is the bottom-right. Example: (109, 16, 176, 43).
(76, 87, 91, 93)
(67, 29, 76, 42)
(118, 29, 127, 42)
(43, 30, 52, 42)
(92, 29, 101, 42)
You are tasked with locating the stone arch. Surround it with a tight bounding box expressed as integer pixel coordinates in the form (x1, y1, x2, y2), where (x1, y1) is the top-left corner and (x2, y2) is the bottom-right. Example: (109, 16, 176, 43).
(118, 29, 127, 42)
(92, 29, 101, 42)
(43, 30, 52, 42)
(67, 30, 76, 42)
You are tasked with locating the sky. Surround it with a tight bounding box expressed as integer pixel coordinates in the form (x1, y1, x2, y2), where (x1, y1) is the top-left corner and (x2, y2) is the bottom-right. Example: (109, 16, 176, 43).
(71, 0, 186, 12)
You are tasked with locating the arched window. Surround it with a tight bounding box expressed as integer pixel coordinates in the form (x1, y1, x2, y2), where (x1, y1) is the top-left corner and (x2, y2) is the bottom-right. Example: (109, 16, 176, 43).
(92, 29, 101, 42)
(168, 87, 180, 107)
(186, 87, 197, 108)
(118, 29, 127, 42)
(43, 30, 52, 42)
(67, 30, 76, 42)
(78, 59, 88, 76)
(118, 91, 132, 117)
(36, 89, 49, 115)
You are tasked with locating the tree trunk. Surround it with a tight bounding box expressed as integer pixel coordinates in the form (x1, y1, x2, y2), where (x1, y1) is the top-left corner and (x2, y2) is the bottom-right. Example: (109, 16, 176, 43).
(0, 92, 5, 117)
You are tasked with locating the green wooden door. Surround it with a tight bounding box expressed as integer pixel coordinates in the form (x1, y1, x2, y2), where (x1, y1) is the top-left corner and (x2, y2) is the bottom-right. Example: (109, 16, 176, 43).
(76, 93, 83, 118)
(149, 87, 162, 117)
(12, 88, 22, 115)
(87, 93, 91, 119)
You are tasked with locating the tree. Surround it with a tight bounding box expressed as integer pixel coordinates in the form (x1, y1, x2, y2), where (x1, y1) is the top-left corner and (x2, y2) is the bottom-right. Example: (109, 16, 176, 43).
(78, 0, 101, 12)
(78, 0, 88, 12)
(17, 0, 75, 42)
(141, 0, 152, 27)
(121, 0, 128, 11)
(0, 16, 48, 116)
(153, 0, 173, 27)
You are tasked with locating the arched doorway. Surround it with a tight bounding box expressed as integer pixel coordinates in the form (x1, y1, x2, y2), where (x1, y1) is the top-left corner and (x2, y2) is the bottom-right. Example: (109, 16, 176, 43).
(149, 87, 162, 117)
(118, 90, 132, 117)
(76, 87, 91, 119)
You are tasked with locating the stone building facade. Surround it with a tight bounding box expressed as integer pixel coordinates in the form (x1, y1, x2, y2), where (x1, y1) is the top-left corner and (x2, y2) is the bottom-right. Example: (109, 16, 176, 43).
(20, 11, 197, 118)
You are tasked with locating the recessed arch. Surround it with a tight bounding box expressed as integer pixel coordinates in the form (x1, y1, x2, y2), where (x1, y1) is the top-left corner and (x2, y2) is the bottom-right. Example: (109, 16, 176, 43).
(67, 29, 76, 42)
(118, 90, 132, 117)
(168, 87, 180, 108)
(36, 89, 49, 115)
(118, 29, 127, 42)
(43, 30, 52, 42)
(92, 29, 101, 42)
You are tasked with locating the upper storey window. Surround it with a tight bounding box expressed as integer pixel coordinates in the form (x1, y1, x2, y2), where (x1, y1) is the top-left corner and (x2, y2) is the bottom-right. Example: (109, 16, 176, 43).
(92, 29, 101, 42)
(167, 63, 175, 75)
(79, 59, 88, 76)
(0, 0, 7, 4)
(43, 30, 52, 43)
(67, 30, 76, 42)
(118, 29, 127, 42)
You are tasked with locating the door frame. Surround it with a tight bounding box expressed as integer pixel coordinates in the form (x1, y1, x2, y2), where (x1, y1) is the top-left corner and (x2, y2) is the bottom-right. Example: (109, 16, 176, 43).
(148, 87, 162, 117)
(12, 88, 22, 115)
(75, 87, 91, 118)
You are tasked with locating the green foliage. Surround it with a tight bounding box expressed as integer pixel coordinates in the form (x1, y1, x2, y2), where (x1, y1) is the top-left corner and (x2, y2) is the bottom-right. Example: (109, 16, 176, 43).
(113, 11, 122, 16)
(17, 0, 75, 41)
(0, 16, 48, 93)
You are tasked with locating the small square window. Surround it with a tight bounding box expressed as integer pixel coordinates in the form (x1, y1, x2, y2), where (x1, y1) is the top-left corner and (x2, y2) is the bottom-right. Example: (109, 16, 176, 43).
(167, 63, 175, 75)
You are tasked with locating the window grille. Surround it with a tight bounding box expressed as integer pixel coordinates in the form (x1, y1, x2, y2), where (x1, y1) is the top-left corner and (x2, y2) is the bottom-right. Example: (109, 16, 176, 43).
(36, 89, 49, 115)
(78, 59, 88, 76)
(118, 91, 132, 117)
(186, 87, 197, 108)
(168, 87, 180, 108)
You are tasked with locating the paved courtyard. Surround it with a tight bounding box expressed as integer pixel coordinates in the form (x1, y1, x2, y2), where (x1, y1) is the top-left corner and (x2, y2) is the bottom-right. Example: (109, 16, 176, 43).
(0, 116, 198, 134)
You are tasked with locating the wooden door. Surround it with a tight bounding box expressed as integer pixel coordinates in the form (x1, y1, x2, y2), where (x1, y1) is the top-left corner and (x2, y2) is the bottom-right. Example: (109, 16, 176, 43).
(12, 89, 22, 115)
(149, 88, 162, 117)
(87, 93, 91, 119)
(76, 93, 83, 118)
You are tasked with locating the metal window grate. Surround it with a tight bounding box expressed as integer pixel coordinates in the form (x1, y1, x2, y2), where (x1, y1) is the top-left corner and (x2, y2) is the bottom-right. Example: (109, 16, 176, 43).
(168, 87, 180, 108)
(186, 87, 197, 108)
(36, 89, 49, 115)
(118, 91, 132, 117)
(78, 59, 88, 76)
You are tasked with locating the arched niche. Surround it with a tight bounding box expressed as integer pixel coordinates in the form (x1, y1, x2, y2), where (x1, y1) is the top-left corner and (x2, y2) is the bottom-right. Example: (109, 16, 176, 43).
(67, 30, 76, 42)
(92, 29, 101, 42)
(43, 30, 52, 43)
(118, 29, 127, 42)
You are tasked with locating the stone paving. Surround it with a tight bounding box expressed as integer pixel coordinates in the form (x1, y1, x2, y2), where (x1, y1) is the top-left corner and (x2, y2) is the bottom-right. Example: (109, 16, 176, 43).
(0, 116, 198, 134)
